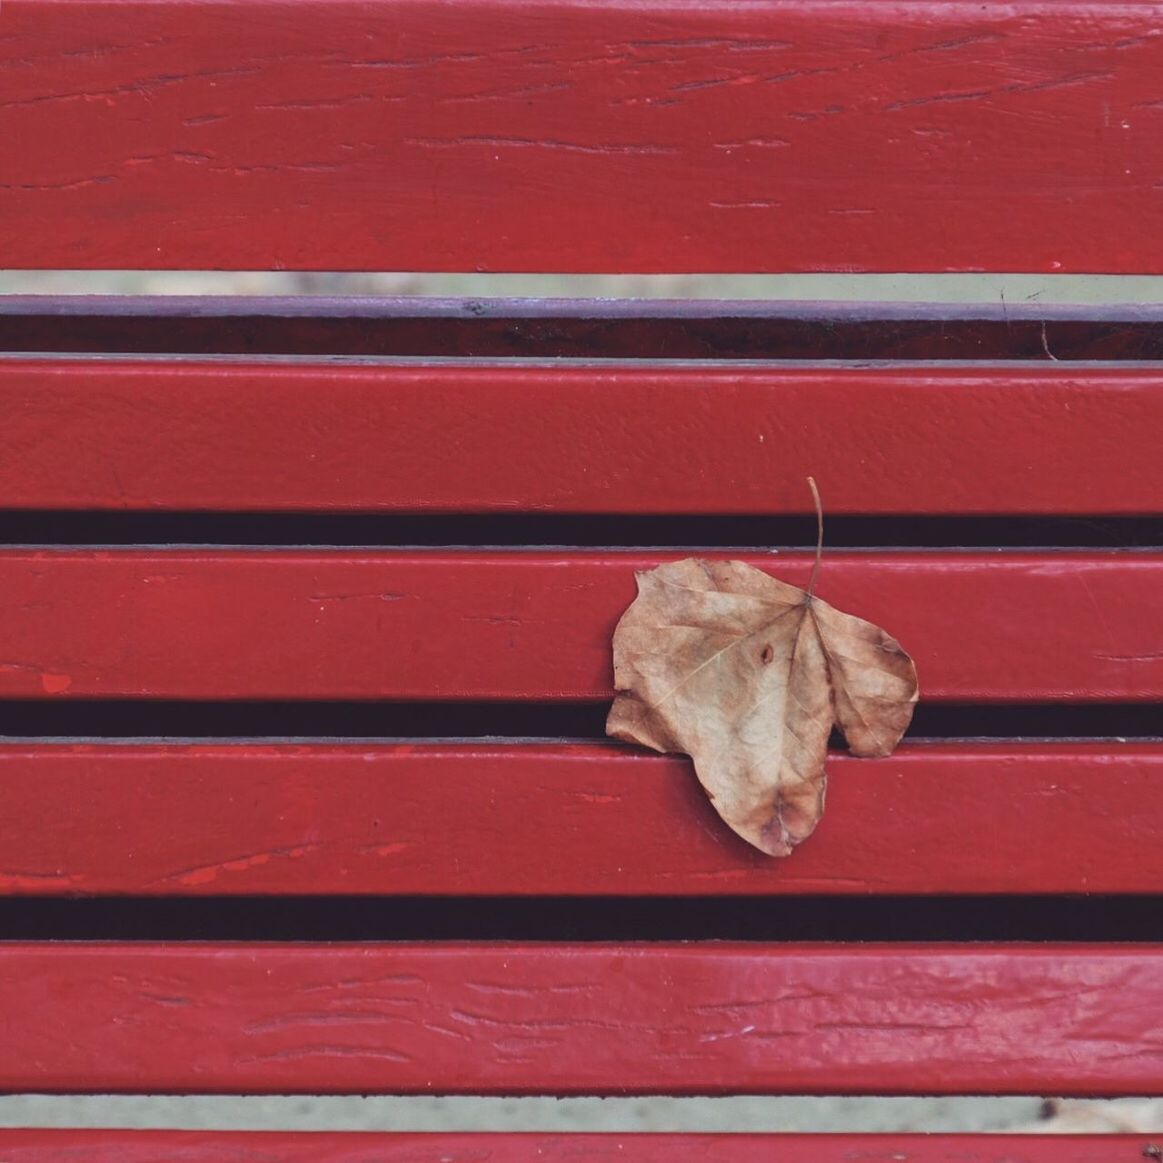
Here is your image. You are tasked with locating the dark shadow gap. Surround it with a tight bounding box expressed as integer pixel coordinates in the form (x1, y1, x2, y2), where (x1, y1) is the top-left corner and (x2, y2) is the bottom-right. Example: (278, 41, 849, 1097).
(0, 701, 1157, 740)
(2, 512, 1161, 548)
(0, 895, 1157, 941)
(3, 296, 1163, 360)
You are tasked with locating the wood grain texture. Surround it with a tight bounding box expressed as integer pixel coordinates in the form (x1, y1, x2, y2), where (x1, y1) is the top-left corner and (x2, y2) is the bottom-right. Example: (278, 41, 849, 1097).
(0, 550, 1158, 701)
(5, 361, 1163, 514)
(0, 742, 1159, 896)
(2, 943, 1160, 1094)
(3, 1, 1163, 272)
(0, 1132, 1148, 1163)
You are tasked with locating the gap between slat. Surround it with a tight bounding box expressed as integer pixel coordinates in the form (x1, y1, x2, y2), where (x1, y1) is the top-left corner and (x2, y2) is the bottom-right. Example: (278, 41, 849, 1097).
(0, 701, 1157, 739)
(3, 296, 1163, 360)
(1, 514, 1161, 548)
(1, 897, 1160, 941)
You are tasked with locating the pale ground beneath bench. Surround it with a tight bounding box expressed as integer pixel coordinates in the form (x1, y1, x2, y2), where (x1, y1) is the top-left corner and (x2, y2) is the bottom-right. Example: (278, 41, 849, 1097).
(3, 270, 1163, 302)
(0, 1095, 1162, 1133)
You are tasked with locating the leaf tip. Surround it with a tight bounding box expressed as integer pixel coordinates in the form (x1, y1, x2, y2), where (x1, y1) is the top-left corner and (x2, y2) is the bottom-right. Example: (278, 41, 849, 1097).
(754, 780, 825, 858)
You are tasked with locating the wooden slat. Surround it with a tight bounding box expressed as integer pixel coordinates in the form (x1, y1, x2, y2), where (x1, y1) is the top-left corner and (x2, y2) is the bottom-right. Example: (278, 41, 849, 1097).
(3, 1, 1163, 272)
(1, 944, 1159, 1094)
(0, 1132, 1148, 1163)
(4, 361, 1163, 514)
(0, 550, 1158, 701)
(1, 742, 1160, 896)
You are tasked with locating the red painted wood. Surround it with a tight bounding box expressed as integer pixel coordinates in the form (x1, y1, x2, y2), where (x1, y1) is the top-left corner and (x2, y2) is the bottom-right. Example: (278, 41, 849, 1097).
(1, 742, 1159, 896)
(3, 1, 1163, 272)
(1, 943, 1159, 1094)
(0, 1132, 1146, 1163)
(4, 361, 1163, 514)
(0, 550, 1158, 701)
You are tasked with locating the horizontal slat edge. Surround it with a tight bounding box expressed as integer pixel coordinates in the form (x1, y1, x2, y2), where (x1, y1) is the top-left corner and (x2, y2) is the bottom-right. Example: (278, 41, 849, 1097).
(1, 943, 1159, 1095)
(1, 742, 1160, 896)
(0, 550, 1159, 700)
(3, 0, 1163, 271)
(0, 1132, 1149, 1163)
(3, 362, 1163, 513)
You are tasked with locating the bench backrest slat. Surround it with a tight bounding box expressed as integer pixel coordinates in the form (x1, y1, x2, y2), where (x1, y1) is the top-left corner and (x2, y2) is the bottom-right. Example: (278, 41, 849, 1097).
(2, 943, 1159, 1095)
(0, 1132, 1146, 1161)
(3, 0, 1163, 272)
(0, 550, 1157, 700)
(2, 742, 1159, 896)
(4, 360, 1163, 514)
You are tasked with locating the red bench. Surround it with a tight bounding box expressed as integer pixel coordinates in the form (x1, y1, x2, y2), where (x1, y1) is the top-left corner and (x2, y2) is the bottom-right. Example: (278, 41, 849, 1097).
(1, 0, 1162, 1157)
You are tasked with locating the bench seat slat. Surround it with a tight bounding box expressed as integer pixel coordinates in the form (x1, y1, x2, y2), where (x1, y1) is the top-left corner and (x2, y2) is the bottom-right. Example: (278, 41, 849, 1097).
(1, 943, 1159, 1095)
(3, 1, 1163, 272)
(0, 1132, 1148, 1162)
(4, 361, 1163, 514)
(0, 551, 1158, 701)
(1, 742, 1159, 896)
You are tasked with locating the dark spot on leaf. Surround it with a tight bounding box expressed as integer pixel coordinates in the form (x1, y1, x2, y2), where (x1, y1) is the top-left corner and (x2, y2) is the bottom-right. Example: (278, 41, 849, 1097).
(760, 644, 774, 664)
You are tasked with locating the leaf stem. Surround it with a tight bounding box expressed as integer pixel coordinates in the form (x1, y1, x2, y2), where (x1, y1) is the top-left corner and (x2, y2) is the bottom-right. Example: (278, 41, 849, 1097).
(806, 476, 823, 599)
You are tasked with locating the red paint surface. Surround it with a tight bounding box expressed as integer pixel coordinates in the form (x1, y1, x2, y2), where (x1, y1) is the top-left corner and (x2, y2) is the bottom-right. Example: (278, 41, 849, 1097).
(0, 1132, 1146, 1163)
(3, 1, 1163, 272)
(1, 943, 1159, 1095)
(1, 742, 1158, 896)
(0, 550, 1158, 701)
(3, 361, 1163, 514)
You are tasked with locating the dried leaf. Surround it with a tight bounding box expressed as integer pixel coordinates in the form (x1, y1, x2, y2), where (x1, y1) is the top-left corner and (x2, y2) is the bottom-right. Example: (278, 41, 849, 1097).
(606, 494, 918, 856)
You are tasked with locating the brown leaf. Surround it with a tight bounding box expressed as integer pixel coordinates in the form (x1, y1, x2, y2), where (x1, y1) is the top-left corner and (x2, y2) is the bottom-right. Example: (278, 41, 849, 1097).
(606, 557, 918, 856)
